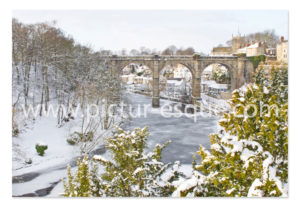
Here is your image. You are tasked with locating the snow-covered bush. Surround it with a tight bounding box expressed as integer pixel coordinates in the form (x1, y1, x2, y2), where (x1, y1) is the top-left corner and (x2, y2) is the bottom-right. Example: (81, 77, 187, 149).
(212, 67, 229, 84)
(173, 66, 288, 197)
(70, 73, 123, 154)
(25, 158, 32, 164)
(35, 143, 48, 156)
(137, 71, 144, 76)
(62, 155, 92, 197)
(63, 127, 183, 197)
(12, 127, 19, 137)
(93, 127, 183, 197)
(66, 138, 77, 145)
(67, 131, 94, 146)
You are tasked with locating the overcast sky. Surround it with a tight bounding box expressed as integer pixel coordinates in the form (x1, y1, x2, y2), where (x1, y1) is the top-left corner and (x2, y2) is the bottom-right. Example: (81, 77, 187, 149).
(12, 10, 288, 54)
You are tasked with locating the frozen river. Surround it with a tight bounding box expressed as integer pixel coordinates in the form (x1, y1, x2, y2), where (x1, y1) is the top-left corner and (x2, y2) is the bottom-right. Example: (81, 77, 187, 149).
(122, 92, 220, 164)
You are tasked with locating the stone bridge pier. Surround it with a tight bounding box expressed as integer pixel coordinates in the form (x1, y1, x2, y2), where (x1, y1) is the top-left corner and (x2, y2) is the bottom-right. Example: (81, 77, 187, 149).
(106, 55, 254, 108)
(152, 59, 160, 107)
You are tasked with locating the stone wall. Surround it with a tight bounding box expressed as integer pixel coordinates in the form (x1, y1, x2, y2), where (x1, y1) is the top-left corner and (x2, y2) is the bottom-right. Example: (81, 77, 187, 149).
(211, 47, 232, 56)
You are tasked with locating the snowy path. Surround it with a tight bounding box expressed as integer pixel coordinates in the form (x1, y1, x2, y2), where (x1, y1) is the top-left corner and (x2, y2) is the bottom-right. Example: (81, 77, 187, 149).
(12, 92, 219, 197)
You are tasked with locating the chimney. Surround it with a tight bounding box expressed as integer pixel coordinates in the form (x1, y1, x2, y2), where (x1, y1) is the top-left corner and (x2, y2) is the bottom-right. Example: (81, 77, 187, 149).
(280, 36, 284, 43)
(258, 42, 261, 47)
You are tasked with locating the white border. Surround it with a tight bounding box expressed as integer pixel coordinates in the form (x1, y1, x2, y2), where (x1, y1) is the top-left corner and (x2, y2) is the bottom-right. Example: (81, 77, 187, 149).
(1, 0, 299, 206)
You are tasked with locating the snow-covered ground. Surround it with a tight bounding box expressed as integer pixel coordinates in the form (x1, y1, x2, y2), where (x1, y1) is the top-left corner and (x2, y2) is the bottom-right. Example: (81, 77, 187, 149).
(12, 114, 86, 196)
(12, 116, 81, 174)
(12, 108, 109, 196)
(12, 92, 220, 197)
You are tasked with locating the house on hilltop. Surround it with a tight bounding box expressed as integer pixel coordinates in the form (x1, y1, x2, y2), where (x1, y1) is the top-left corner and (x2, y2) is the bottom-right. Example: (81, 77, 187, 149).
(276, 36, 288, 64)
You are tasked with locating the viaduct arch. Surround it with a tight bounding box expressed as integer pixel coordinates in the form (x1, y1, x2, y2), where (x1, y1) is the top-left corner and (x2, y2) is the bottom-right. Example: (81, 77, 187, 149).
(104, 55, 254, 107)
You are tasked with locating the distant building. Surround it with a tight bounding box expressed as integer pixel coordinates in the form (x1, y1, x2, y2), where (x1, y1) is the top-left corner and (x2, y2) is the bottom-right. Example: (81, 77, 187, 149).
(210, 34, 246, 56)
(162, 78, 184, 98)
(122, 66, 131, 75)
(173, 65, 192, 82)
(210, 33, 277, 57)
(235, 42, 266, 57)
(276, 36, 288, 64)
(211, 47, 232, 56)
(201, 80, 229, 97)
(232, 35, 246, 52)
(122, 63, 152, 76)
(121, 74, 135, 84)
(201, 65, 214, 80)
(266, 48, 276, 56)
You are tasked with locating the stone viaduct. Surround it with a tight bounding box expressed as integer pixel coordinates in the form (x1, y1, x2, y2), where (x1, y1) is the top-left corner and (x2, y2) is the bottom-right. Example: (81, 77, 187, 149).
(103, 55, 254, 107)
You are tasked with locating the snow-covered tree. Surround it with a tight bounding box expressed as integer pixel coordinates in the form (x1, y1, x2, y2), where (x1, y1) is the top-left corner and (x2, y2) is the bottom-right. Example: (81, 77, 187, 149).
(12, 19, 123, 153)
(63, 155, 106, 197)
(63, 127, 183, 197)
(62, 155, 92, 197)
(212, 66, 229, 84)
(93, 127, 183, 197)
(173, 66, 288, 197)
